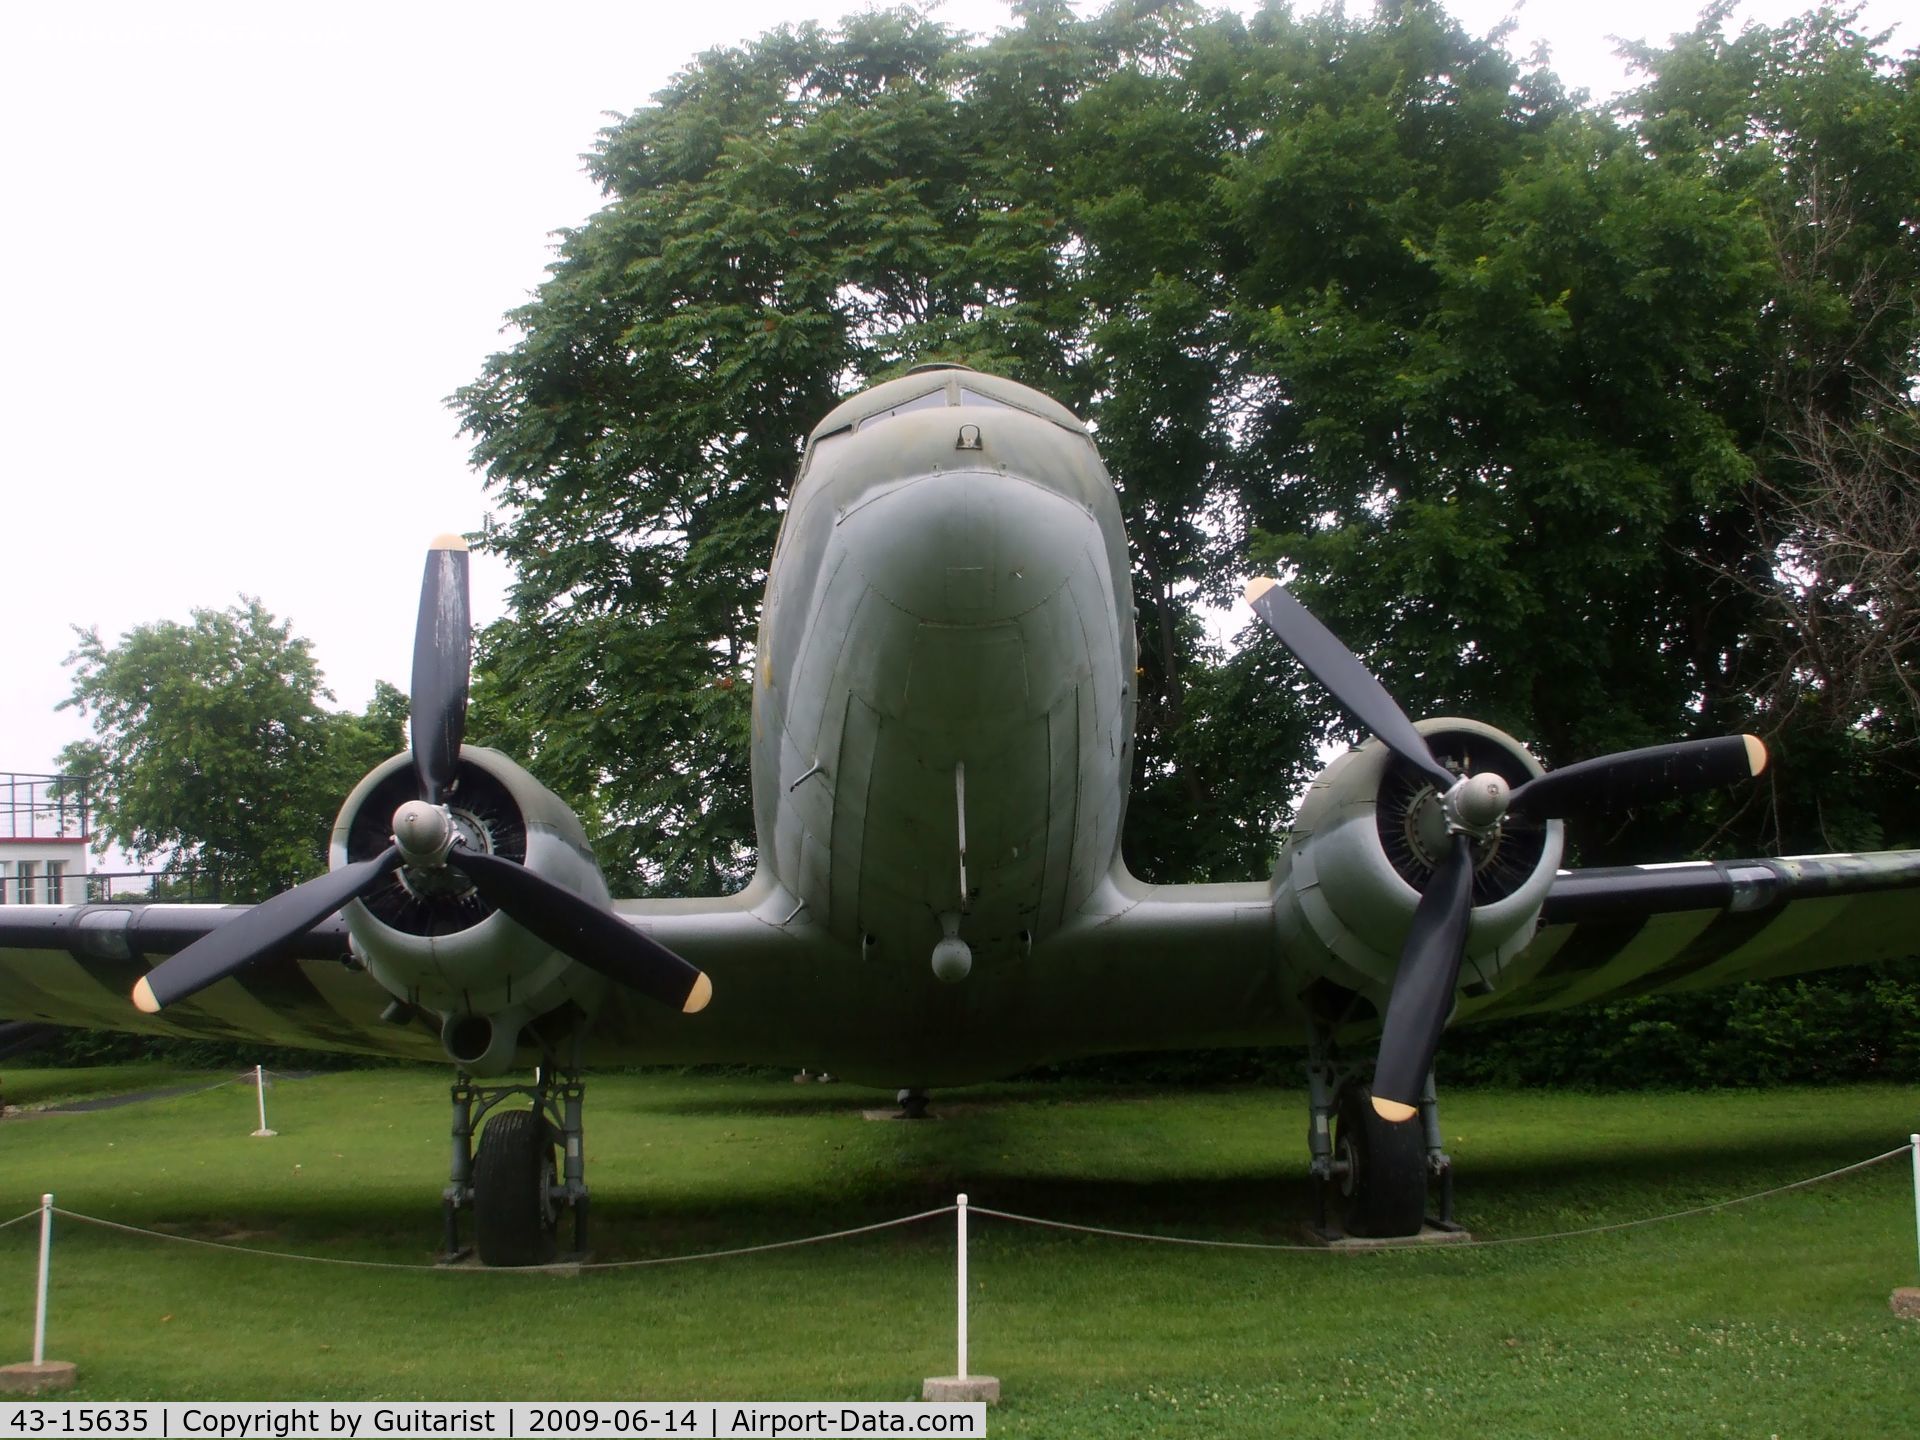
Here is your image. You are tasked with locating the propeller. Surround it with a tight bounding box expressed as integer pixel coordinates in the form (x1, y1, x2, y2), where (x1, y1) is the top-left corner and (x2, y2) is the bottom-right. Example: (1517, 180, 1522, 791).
(410, 539, 470, 805)
(1244, 577, 1764, 1122)
(133, 535, 712, 1019)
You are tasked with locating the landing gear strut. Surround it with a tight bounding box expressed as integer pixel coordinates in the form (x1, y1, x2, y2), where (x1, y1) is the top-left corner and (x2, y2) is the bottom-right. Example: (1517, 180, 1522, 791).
(442, 1068, 589, 1266)
(1305, 1036, 1457, 1239)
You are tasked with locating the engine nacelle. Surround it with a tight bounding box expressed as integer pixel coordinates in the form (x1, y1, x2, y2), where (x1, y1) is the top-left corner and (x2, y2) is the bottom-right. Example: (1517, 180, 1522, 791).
(1271, 718, 1564, 1016)
(329, 745, 612, 1073)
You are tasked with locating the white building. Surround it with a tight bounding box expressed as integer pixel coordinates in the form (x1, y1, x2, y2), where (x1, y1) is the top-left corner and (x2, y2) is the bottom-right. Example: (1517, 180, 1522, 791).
(0, 773, 90, 904)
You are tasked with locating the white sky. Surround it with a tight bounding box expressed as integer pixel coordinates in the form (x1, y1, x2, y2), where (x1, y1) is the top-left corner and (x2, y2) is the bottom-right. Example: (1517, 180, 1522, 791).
(2, 0, 1907, 801)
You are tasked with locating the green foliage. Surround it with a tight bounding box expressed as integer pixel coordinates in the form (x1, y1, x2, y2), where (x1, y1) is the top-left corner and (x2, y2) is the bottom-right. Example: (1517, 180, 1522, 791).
(457, 2, 1919, 896)
(57, 600, 407, 901)
(1441, 958, 1920, 1088)
(1615, 2, 1920, 856)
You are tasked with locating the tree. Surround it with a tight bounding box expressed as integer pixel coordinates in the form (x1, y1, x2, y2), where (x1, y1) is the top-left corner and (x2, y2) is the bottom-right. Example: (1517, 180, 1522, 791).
(57, 601, 407, 902)
(454, 0, 1918, 894)
(1620, 3, 1920, 853)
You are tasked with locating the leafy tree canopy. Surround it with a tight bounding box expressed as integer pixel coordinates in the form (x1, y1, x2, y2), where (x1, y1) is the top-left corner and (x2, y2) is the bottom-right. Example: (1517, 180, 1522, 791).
(455, 0, 1918, 892)
(58, 601, 407, 902)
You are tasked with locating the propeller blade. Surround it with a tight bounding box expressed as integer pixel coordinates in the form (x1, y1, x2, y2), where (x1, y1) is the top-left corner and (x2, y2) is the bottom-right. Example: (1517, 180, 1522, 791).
(1371, 832, 1476, 1118)
(1507, 734, 1767, 822)
(445, 848, 712, 1014)
(133, 847, 403, 1013)
(411, 534, 472, 805)
(1244, 578, 1455, 790)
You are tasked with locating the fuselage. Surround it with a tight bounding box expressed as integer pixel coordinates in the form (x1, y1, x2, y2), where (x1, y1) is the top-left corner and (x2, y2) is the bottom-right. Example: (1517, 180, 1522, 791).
(750, 366, 1138, 972)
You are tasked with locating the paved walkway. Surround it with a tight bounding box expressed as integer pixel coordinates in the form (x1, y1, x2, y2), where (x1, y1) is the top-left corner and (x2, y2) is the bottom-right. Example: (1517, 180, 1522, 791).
(32, 1070, 317, 1114)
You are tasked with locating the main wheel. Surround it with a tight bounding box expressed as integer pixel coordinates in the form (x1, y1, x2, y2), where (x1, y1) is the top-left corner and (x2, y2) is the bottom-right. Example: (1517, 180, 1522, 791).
(1334, 1084, 1428, 1238)
(473, 1108, 559, 1266)
(896, 1088, 931, 1120)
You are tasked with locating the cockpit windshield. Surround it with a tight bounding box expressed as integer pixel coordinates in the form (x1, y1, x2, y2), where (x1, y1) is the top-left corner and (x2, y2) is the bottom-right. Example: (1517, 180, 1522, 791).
(957, 387, 1016, 411)
(855, 389, 949, 431)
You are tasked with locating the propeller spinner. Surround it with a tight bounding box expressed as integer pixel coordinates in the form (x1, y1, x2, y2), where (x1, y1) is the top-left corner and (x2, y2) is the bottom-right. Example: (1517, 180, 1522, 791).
(133, 535, 712, 1019)
(1244, 577, 1764, 1122)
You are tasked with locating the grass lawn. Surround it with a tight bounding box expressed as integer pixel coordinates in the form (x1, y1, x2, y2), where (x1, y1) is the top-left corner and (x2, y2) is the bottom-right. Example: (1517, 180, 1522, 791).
(1, 1065, 1916, 1436)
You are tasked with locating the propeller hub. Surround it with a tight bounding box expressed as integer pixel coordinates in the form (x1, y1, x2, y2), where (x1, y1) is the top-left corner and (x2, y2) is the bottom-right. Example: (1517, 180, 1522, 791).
(393, 800, 456, 868)
(1443, 771, 1510, 836)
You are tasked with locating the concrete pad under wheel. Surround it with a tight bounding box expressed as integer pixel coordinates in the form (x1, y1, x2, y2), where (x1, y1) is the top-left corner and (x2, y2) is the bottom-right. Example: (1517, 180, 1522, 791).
(862, 1109, 937, 1121)
(0, 1361, 77, 1395)
(436, 1253, 588, 1275)
(922, 1375, 999, 1403)
(1300, 1224, 1472, 1249)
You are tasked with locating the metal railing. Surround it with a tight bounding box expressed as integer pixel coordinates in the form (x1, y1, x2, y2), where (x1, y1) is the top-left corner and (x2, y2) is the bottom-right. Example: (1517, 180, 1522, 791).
(0, 772, 89, 842)
(0, 868, 221, 905)
(80, 869, 223, 904)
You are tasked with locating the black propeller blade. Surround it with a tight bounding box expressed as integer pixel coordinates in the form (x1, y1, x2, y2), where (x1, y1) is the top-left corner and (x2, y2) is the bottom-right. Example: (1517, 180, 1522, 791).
(1507, 734, 1766, 822)
(411, 535, 471, 805)
(1369, 834, 1474, 1120)
(1244, 578, 1455, 790)
(1244, 575, 1767, 1120)
(133, 533, 713, 1020)
(447, 848, 712, 1013)
(133, 848, 402, 1013)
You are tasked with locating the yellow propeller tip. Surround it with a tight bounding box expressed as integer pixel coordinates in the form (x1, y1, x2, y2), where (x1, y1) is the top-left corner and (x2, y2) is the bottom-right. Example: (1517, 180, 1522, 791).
(1744, 734, 1768, 777)
(1243, 577, 1278, 606)
(430, 532, 469, 553)
(1370, 1096, 1418, 1124)
(131, 976, 161, 1015)
(682, 971, 713, 1015)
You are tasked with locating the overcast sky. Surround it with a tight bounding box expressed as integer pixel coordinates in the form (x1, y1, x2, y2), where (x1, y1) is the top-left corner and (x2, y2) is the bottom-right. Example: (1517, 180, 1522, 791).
(3, 0, 1907, 797)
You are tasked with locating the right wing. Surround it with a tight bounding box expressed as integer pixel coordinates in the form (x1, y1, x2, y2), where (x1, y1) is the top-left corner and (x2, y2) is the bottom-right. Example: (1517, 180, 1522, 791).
(1458, 850, 1920, 1022)
(0, 902, 431, 1058)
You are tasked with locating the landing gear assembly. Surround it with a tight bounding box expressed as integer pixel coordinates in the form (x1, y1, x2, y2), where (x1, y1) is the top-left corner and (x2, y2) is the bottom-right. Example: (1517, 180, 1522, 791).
(1305, 1037, 1458, 1240)
(442, 1068, 589, 1266)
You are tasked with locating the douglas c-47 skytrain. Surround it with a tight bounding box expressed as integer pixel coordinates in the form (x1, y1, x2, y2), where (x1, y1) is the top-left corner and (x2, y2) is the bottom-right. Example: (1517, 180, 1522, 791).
(5, 366, 1918, 1264)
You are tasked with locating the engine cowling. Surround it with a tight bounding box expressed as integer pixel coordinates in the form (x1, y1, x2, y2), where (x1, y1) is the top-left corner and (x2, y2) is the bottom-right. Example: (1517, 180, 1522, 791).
(1271, 717, 1565, 1016)
(329, 745, 612, 1073)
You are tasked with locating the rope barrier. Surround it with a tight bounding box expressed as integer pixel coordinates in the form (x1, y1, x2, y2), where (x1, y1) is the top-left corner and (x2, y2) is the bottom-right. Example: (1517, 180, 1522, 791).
(46, 1204, 957, 1273)
(975, 1144, 1913, 1252)
(1444, 1144, 1912, 1248)
(4, 1142, 1905, 1269)
(969, 1208, 1331, 1252)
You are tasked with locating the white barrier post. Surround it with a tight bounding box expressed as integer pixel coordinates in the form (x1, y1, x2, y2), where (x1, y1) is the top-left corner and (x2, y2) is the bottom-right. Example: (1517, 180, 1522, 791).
(0, 1192, 75, 1392)
(957, 1193, 969, 1379)
(252, 1065, 276, 1138)
(31, 1194, 50, 1366)
(920, 1193, 999, 1403)
(1911, 1134, 1919, 1278)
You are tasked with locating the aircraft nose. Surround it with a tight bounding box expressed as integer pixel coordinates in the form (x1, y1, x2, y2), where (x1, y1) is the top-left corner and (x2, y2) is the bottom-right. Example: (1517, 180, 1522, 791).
(838, 469, 1090, 624)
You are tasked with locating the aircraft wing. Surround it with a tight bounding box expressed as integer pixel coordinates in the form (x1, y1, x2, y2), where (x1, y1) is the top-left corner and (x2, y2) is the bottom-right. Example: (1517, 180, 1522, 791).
(2, 849, 1916, 1068)
(0, 903, 428, 1057)
(0, 884, 823, 1069)
(1457, 849, 1920, 1023)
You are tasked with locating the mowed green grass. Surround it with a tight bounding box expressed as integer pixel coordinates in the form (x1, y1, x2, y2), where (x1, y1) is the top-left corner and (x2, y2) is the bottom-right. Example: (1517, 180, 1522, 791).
(1, 1067, 1916, 1436)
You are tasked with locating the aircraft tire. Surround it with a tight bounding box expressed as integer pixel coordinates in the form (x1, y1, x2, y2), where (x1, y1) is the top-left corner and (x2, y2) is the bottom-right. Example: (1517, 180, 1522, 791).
(473, 1107, 559, 1267)
(1334, 1084, 1427, 1238)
